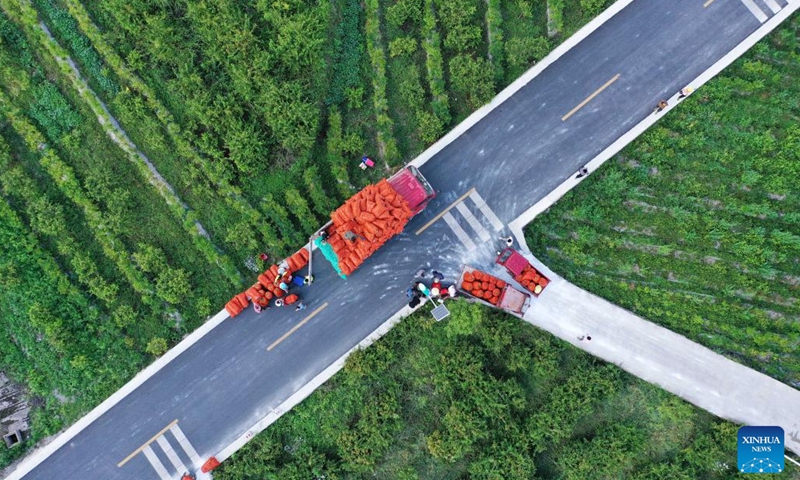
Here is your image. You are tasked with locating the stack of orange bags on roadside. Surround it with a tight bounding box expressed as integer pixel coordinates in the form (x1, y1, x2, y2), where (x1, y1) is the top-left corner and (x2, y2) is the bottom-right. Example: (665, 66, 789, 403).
(286, 247, 310, 273)
(245, 281, 273, 308)
(514, 264, 548, 294)
(461, 270, 505, 306)
(257, 264, 288, 300)
(326, 179, 412, 276)
(225, 292, 249, 317)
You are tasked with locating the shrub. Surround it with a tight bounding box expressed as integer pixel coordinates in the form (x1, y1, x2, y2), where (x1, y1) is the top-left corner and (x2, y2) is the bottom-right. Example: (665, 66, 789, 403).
(389, 36, 418, 58)
(505, 36, 550, 71)
(448, 55, 495, 110)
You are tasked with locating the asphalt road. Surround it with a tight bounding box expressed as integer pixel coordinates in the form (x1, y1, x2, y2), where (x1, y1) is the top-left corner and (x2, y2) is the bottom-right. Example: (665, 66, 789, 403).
(17, 0, 796, 478)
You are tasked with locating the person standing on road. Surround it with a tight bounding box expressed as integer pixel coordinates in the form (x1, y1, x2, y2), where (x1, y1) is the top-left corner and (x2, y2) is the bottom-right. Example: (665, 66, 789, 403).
(500, 236, 514, 248)
(295, 302, 307, 311)
(578, 335, 592, 342)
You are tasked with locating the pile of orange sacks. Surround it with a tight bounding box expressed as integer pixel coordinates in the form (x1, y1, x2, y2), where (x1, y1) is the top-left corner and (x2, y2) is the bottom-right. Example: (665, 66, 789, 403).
(326, 179, 412, 276)
(513, 264, 549, 295)
(461, 270, 506, 306)
(224, 247, 311, 317)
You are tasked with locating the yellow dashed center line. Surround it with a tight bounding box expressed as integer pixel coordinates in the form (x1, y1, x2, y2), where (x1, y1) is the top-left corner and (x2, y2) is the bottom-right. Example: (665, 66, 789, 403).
(415, 187, 476, 235)
(267, 302, 329, 352)
(561, 73, 621, 121)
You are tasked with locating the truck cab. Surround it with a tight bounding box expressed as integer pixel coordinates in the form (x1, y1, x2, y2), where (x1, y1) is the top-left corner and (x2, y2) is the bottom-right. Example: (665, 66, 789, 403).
(387, 165, 436, 215)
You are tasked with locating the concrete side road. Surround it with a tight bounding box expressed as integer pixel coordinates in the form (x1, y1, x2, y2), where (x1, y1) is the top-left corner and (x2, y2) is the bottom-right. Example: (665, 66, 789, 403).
(520, 253, 800, 455)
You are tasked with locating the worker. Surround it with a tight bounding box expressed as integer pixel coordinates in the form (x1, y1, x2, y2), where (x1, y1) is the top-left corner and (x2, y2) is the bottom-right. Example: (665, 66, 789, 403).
(274, 265, 287, 284)
(408, 294, 422, 308)
(295, 302, 307, 311)
(431, 279, 442, 296)
(181, 473, 196, 480)
(655, 100, 668, 113)
(500, 236, 514, 248)
(678, 86, 694, 99)
(431, 270, 444, 281)
(275, 298, 284, 307)
(253, 303, 262, 313)
(278, 281, 290, 294)
(448, 285, 457, 298)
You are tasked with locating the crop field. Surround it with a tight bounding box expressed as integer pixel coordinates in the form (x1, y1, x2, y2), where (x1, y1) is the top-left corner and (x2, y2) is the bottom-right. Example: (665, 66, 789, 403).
(0, 0, 612, 467)
(527, 15, 800, 387)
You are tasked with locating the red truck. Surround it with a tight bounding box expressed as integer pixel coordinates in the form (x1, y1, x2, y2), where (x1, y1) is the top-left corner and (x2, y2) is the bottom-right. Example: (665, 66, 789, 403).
(317, 165, 435, 277)
(456, 266, 531, 315)
(386, 165, 436, 215)
(495, 248, 550, 296)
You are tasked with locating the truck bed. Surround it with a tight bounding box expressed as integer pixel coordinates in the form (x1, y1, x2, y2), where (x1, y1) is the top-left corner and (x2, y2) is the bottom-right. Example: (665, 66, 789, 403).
(456, 266, 530, 315)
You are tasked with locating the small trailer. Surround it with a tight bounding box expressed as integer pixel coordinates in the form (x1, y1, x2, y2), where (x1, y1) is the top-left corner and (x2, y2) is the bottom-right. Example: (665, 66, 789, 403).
(495, 248, 550, 297)
(456, 266, 531, 315)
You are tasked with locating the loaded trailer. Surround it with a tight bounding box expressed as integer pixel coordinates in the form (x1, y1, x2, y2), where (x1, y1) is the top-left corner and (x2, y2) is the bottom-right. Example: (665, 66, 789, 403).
(315, 165, 435, 278)
(456, 265, 531, 315)
(495, 248, 550, 296)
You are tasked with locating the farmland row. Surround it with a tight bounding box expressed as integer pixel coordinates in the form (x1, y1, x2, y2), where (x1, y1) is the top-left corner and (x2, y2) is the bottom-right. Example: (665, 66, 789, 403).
(6, 0, 244, 285)
(59, 0, 286, 255)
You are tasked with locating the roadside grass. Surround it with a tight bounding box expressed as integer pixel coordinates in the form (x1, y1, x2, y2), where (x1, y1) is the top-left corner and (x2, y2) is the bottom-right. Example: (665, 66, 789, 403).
(526, 14, 800, 386)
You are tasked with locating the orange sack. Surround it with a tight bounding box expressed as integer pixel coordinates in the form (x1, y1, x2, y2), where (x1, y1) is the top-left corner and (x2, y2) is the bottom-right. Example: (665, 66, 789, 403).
(225, 300, 243, 317)
(235, 292, 249, 308)
(284, 294, 299, 305)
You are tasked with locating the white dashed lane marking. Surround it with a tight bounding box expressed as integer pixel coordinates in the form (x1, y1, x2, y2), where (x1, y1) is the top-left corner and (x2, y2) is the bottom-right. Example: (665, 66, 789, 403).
(443, 212, 477, 250)
(455, 202, 491, 242)
(142, 445, 170, 480)
(469, 191, 504, 231)
(170, 424, 202, 465)
(740, 0, 768, 22)
(156, 435, 187, 475)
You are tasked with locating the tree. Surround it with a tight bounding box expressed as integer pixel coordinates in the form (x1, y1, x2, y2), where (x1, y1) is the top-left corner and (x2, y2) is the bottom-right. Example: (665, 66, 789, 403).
(448, 55, 495, 110)
(145, 337, 168, 356)
(156, 268, 190, 304)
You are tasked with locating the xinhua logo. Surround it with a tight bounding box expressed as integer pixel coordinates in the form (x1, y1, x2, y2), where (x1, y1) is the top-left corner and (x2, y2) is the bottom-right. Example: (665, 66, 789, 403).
(738, 426, 784, 474)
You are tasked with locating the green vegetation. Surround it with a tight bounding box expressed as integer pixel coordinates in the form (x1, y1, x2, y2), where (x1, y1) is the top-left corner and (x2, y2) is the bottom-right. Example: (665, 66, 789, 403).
(215, 303, 763, 479)
(527, 15, 800, 386)
(0, 5, 231, 464)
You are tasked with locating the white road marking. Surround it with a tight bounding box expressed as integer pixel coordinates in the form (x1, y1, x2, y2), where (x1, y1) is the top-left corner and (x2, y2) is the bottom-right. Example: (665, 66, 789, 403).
(760, 0, 781, 13)
(170, 425, 202, 465)
(442, 212, 476, 250)
(468, 191, 504, 231)
(455, 202, 491, 242)
(142, 445, 171, 480)
(156, 435, 187, 474)
(740, 0, 768, 21)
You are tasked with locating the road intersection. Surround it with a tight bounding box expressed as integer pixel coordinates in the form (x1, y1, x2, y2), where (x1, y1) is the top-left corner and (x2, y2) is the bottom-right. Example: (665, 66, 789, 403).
(9, 0, 800, 478)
